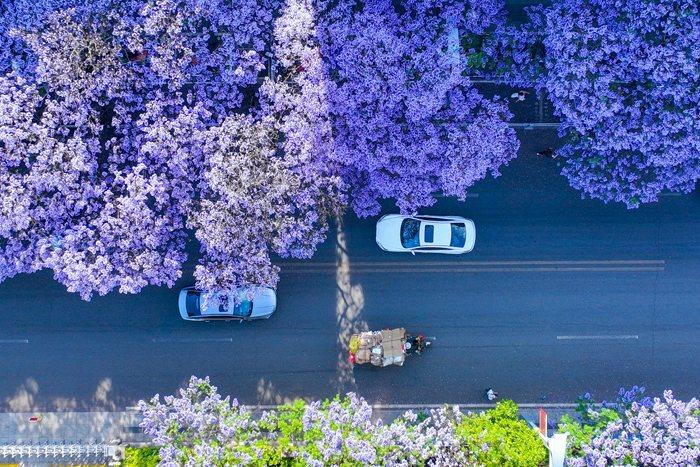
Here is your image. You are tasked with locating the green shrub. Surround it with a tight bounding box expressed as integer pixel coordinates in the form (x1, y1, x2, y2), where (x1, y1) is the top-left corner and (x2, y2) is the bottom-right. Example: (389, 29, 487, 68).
(256, 399, 307, 465)
(558, 409, 619, 458)
(455, 400, 548, 467)
(122, 446, 160, 467)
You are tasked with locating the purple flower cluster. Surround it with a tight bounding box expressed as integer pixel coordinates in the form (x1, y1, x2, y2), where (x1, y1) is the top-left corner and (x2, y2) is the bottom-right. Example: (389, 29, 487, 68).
(141, 379, 699, 466)
(0, 2, 195, 298)
(138, 376, 261, 466)
(568, 390, 700, 467)
(138, 377, 488, 465)
(1, 0, 518, 299)
(601, 385, 653, 412)
(315, 0, 519, 217)
(0, 0, 279, 298)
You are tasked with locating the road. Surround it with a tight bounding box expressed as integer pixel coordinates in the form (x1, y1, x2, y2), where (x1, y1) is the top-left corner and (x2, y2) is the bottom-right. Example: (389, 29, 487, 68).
(0, 130, 698, 411)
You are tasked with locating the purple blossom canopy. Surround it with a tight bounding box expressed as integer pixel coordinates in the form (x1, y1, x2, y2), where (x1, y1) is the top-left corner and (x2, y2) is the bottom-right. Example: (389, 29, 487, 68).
(0, 5, 190, 298)
(138, 376, 260, 465)
(0, 0, 274, 298)
(187, 0, 344, 294)
(569, 390, 700, 466)
(494, 0, 700, 207)
(139, 375, 479, 465)
(1, 0, 517, 298)
(316, 0, 519, 217)
(140, 378, 698, 466)
(188, 114, 341, 293)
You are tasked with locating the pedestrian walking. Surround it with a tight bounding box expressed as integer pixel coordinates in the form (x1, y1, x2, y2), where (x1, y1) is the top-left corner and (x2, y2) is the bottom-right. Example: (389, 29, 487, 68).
(510, 90, 529, 101)
(536, 147, 555, 158)
(485, 388, 498, 401)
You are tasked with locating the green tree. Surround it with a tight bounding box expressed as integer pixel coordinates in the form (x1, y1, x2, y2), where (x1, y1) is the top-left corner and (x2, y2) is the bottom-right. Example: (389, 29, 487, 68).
(455, 400, 547, 467)
(256, 399, 307, 466)
(558, 408, 619, 458)
(121, 446, 160, 467)
(257, 395, 384, 466)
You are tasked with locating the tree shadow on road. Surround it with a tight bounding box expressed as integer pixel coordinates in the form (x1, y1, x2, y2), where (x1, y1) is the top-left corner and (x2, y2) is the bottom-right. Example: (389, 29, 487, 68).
(333, 217, 368, 394)
(2, 377, 143, 445)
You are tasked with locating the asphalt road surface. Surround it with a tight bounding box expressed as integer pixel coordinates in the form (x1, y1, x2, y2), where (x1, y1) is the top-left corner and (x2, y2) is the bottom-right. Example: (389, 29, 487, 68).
(1, 130, 698, 411)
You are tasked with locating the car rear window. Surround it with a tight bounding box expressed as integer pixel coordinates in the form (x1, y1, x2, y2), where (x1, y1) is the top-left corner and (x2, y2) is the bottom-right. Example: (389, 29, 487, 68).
(400, 218, 420, 248)
(450, 223, 466, 247)
(186, 292, 201, 316)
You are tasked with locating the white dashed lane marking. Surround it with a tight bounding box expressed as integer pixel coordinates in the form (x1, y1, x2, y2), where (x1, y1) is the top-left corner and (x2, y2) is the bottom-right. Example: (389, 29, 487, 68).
(556, 335, 639, 340)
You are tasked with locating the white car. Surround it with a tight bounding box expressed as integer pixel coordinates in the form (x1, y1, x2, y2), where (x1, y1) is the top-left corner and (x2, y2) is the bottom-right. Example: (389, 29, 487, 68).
(178, 286, 277, 321)
(376, 214, 476, 254)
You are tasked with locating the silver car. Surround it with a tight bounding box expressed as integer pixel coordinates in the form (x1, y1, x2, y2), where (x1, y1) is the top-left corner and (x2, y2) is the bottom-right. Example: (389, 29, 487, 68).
(376, 214, 476, 254)
(178, 286, 277, 322)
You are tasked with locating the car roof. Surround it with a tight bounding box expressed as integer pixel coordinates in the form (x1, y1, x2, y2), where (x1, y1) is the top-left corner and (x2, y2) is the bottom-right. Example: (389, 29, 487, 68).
(186, 289, 252, 316)
(420, 222, 452, 247)
(204, 295, 251, 315)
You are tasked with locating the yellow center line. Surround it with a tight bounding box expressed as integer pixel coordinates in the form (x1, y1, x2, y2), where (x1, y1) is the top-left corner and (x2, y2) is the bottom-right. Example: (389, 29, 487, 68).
(279, 259, 665, 274)
(278, 259, 665, 267)
(282, 267, 664, 274)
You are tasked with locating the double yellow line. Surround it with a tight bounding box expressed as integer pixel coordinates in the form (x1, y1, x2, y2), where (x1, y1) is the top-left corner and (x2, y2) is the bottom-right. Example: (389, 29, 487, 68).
(280, 259, 665, 274)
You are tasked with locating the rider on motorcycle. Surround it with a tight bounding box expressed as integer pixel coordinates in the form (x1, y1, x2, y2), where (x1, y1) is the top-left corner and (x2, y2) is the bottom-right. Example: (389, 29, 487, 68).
(405, 334, 426, 354)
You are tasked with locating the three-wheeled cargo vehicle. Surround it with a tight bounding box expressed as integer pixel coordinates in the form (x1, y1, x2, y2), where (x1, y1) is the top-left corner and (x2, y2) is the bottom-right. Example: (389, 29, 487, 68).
(348, 328, 432, 367)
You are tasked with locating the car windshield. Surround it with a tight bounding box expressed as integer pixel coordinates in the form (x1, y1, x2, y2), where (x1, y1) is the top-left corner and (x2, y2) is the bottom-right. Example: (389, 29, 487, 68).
(450, 223, 466, 247)
(400, 218, 420, 248)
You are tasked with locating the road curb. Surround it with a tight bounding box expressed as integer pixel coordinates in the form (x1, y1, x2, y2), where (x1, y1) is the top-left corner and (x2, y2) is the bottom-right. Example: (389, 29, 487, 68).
(241, 402, 582, 410)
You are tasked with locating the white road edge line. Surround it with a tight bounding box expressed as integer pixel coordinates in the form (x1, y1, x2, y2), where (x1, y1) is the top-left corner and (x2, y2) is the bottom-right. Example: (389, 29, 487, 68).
(242, 402, 580, 410)
(123, 402, 583, 412)
(556, 335, 639, 340)
(0, 339, 29, 344)
(371, 403, 578, 409)
(284, 267, 664, 273)
(280, 259, 666, 267)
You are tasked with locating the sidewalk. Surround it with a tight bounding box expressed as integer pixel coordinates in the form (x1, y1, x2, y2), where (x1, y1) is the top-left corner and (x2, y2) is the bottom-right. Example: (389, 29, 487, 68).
(473, 81, 561, 125)
(0, 412, 147, 445)
(0, 412, 145, 466)
(0, 404, 576, 444)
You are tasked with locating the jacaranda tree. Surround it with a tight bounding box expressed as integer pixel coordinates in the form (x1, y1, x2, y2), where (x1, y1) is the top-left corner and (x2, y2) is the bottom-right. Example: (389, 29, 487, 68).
(0, 0, 278, 298)
(491, 0, 700, 207)
(0, 2, 194, 299)
(316, 0, 519, 217)
(1, 0, 518, 299)
(560, 387, 700, 466)
(140, 376, 549, 466)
